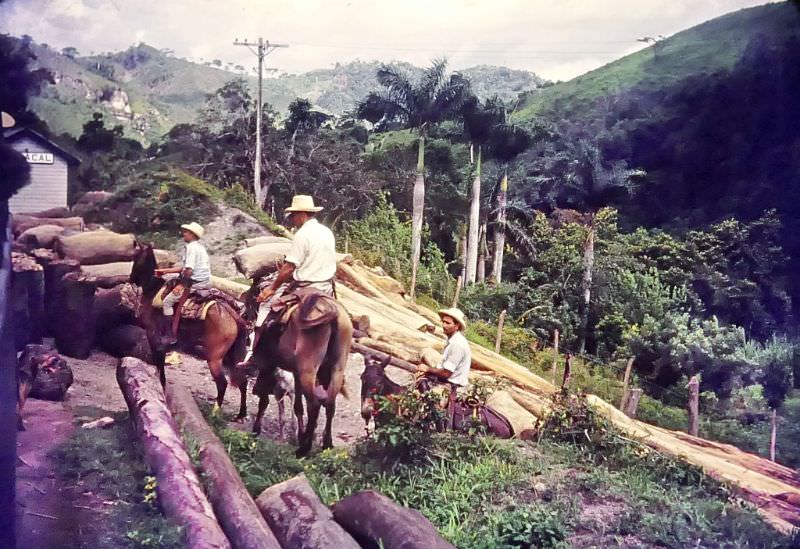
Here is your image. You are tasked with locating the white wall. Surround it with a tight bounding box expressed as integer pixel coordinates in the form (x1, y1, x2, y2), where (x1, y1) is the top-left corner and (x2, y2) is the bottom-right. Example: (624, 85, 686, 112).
(8, 136, 69, 214)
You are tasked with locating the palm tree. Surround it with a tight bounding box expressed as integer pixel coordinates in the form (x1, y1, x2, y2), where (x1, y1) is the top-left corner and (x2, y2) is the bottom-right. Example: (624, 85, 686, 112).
(358, 59, 470, 298)
(461, 96, 505, 285)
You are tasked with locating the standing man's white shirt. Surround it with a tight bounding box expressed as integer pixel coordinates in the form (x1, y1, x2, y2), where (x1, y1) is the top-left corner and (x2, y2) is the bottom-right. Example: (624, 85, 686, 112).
(439, 330, 472, 387)
(285, 217, 336, 291)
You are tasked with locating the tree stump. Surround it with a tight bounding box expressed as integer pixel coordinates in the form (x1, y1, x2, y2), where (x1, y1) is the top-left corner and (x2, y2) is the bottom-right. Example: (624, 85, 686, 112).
(11, 253, 44, 351)
(255, 474, 359, 549)
(42, 258, 80, 337)
(94, 285, 137, 341)
(166, 383, 281, 549)
(53, 272, 97, 359)
(117, 358, 231, 549)
(332, 490, 455, 549)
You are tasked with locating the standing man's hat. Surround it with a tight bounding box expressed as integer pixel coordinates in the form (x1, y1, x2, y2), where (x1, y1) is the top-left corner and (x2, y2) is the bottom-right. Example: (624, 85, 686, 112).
(438, 308, 467, 330)
(180, 222, 205, 239)
(285, 195, 323, 213)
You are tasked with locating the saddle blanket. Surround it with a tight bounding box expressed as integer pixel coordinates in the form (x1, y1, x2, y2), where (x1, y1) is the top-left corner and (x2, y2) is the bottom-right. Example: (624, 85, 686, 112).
(152, 286, 236, 321)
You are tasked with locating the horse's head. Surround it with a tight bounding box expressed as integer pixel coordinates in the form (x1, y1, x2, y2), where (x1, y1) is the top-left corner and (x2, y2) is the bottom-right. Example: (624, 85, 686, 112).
(360, 355, 393, 423)
(130, 240, 158, 287)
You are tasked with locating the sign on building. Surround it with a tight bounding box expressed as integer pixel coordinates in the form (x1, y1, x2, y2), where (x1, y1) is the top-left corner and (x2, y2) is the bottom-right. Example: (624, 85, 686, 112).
(22, 151, 55, 164)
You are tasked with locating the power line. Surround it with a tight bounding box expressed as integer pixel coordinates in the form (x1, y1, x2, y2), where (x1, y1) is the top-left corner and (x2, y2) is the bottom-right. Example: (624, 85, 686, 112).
(233, 37, 288, 207)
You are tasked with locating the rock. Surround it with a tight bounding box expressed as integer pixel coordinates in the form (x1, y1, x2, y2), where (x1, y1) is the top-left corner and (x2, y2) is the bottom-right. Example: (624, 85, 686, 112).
(18, 345, 73, 401)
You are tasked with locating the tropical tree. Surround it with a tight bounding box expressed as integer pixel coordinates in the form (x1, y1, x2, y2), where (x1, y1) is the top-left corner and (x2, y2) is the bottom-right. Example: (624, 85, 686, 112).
(357, 58, 470, 298)
(461, 95, 505, 284)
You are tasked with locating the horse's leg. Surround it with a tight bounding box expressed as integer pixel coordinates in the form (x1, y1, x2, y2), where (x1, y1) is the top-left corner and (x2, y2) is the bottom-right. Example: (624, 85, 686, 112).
(298, 396, 321, 458)
(293, 374, 305, 444)
(277, 398, 285, 440)
(154, 349, 167, 387)
(322, 401, 335, 450)
(209, 357, 227, 412)
(253, 394, 269, 435)
(230, 368, 248, 422)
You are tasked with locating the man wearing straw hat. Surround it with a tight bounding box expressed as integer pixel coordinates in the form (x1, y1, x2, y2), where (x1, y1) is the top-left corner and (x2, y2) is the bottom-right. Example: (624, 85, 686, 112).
(155, 222, 211, 346)
(237, 195, 337, 369)
(417, 308, 472, 391)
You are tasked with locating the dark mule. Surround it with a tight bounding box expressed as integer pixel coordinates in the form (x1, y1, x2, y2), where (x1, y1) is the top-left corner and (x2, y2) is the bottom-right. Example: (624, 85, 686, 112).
(250, 293, 353, 457)
(130, 242, 249, 418)
(360, 356, 513, 439)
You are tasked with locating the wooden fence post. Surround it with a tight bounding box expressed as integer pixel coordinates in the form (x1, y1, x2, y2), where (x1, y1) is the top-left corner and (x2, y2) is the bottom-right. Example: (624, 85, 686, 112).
(551, 329, 559, 385)
(561, 353, 572, 391)
(770, 408, 778, 462)
(623, 388, 642, 418)
(619, 357, 635, 411)
(451, 276, 463, 308)
(494, 309, 507, 353)
(687, 375, 700, 436)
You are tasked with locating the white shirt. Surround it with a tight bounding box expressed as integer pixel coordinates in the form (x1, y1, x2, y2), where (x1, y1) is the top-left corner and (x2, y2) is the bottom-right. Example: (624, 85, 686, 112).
(439, 330, 472, 387)
(285, 218, 337, 291)
(183, 240, 211, 283)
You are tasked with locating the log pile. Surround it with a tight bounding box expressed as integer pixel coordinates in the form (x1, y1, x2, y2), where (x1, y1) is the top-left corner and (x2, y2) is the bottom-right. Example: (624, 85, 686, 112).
(55, 229, 136, 264)
(11, 252, 44, 351)
(116, 358, 232, 549)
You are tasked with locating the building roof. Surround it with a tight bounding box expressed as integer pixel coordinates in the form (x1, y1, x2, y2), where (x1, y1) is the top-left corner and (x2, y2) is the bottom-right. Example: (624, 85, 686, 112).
(3, 127, 81, 166)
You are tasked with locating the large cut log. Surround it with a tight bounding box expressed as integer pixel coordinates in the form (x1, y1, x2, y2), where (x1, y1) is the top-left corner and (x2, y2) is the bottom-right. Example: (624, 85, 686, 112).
(332, 490, 455, 549)
(42, 258, 81, 337)
(165, 382, 281, 549)
(254, 474, 359, 549)
(117, 358, 232, 549)
(55, 229, 136, 265)
(94, 285, 137, 339)
(82, 261, 133, 278)
(154, 249, 179, 268)
(233, 243, 293, 279)
(351, 342, 418, 374)
(485, 390, 537, 440)
(19, 206, 72, 219)
(244, 235, 292, 248)
(53, 272, 97, 359)
(211, 276, 249, 300)
(16, 224, 66, 250)
(357, 337, 421, 364)
(99, 324, 153, 363)
(11, 253, 44, 351)
(11, 214, 84, 236)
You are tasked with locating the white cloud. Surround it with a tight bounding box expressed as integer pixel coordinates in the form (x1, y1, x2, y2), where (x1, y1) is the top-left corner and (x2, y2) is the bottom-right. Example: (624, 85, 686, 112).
(0, 0, 770, 79)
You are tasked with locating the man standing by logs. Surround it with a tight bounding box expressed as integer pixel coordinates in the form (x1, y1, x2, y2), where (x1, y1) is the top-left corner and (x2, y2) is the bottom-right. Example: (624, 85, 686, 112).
(237, 195, 336, 370)
(154, 222, 211, 346)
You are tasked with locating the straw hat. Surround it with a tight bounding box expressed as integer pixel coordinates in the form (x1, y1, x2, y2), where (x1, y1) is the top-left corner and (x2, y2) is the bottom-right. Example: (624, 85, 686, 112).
(180, 222, 205, 239)
(285, 195, 323, 213)
(438, 308, 467, 330)
(1, 112, 15, 129)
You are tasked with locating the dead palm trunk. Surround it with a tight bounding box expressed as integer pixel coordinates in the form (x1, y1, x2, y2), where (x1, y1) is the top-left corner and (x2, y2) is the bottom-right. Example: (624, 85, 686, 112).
(491, 170, 508, 284)
(410, 133, 425, 299)
(577, 217, 595, 355)
(466, 146, 481, 284)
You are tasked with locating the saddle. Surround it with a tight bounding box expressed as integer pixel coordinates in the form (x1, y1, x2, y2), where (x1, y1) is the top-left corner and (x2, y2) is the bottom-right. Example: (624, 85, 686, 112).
(154, 280, 242, 321)
(269, 287, 339, 330)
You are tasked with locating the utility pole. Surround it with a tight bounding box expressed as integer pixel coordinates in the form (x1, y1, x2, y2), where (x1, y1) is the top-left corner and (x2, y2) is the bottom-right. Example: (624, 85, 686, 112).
(233, 37, 287, 207)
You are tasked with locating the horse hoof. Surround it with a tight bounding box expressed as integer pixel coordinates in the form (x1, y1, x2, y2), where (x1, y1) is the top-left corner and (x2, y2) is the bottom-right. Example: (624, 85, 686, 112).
(295, 447, 310, 459)
(233, 415, 247, 424)
(252, 427, 261, 436)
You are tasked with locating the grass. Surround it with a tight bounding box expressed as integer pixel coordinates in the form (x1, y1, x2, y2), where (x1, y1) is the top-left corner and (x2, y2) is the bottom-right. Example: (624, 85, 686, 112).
(207, 398, 795, 548)
(51, 410, 184, 549)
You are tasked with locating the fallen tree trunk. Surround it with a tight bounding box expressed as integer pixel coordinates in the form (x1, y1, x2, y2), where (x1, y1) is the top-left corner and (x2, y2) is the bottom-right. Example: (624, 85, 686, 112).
(165, 382, 281, 549)
(356, 337, 421, 364)
(332, 490, 455, 549)
(351, 342, 417, 374)
(16, 224, 66, 251)
(100, 324, 153, 363)
(255, 474, 359, 549)
(19, 206, 72, 219)
(55, 229, 136, 265)
(244, 236, 292, 248)
(53, 272, 97, 359)
(42, 258, 81, 337)
(11, 253, 44, 351)
(116, 358, 232, 549)
(12, 214, 84, 236)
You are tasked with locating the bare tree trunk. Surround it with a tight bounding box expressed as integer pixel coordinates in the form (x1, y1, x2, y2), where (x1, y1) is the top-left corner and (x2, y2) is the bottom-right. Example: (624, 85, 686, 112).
(459, 231, 467, 285)
(477, 221, 487, 283)
(491, 171, 508, 284)
(466, 147, 481, 284)
(495, 309, 507, 353)
(409, 135, 425, 300)
(687, 375, 700, 436)
(770, 408, 778, 462)
(577, 221, 595, 355)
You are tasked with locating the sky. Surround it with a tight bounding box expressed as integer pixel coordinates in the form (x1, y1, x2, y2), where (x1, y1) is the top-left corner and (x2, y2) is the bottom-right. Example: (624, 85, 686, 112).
(0, 0, 771, 81)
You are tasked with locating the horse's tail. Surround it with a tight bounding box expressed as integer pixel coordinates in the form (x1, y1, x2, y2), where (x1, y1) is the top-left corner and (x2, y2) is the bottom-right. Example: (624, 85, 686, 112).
(327, 304, 353, 402)
(219, 301, 248, 369)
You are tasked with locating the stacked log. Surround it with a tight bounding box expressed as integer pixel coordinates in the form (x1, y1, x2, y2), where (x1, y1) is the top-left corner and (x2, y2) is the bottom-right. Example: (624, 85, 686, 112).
(255, 474, 359, 549)
(332, 490, 455, 549)
(244, 236, 292, 248)
(166, 383, 281, 549)
(42, 258, 81, 337)
(53, 272, 97, 359)
(55, 229, 135, 265)
(19, 206, 72, 218)
(11, 253, 44, 351)
(116, 358, 231, 549)
(100, 325, 152, 363)
(16, 224, 66, 250)
(12, 214, 84, 236)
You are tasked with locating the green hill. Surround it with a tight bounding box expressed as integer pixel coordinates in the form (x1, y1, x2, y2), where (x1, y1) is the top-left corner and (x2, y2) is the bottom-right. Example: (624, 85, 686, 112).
(513, 2, 800, 120)
(22, 40, 543, 143)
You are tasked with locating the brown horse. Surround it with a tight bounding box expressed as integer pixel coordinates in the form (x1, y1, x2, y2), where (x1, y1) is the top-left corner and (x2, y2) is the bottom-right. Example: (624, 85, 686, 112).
(249, 292, 353, 457)
(130, 242, 249, 419)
